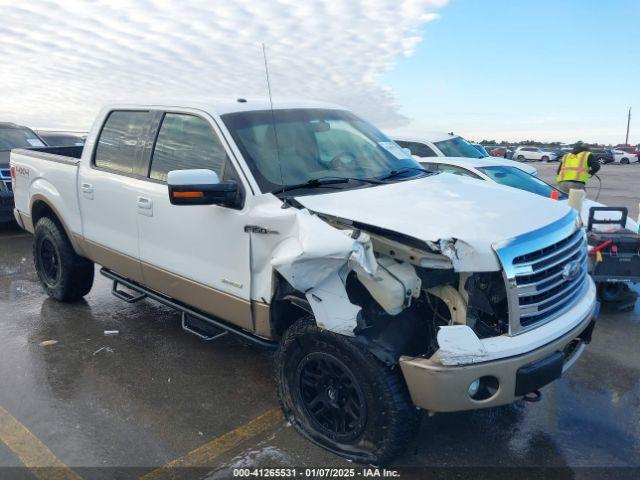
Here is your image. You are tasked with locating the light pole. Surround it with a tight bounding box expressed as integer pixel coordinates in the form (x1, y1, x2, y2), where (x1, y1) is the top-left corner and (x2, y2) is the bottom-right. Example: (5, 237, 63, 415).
(625, 107, 632, 145)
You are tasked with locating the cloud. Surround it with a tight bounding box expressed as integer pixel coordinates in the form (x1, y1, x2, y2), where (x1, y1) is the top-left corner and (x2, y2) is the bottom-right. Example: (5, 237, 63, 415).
(0, 0, 447, 130)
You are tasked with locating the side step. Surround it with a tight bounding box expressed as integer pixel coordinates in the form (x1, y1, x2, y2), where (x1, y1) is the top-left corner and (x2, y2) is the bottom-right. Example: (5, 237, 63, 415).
(181, 312, 229, 341)
(100, 268, 278, 350)
(112, 280, 147, 303)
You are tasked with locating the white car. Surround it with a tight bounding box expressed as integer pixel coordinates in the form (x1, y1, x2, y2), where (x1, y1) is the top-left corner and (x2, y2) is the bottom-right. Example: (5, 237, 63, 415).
(419, 155, 537, 176)
(514, 146, 560, 162)
(611, 149, 639, 164)
(393, 131, 493, 159)
(392, 132, 536, 175)
(419, 157, 638, 232)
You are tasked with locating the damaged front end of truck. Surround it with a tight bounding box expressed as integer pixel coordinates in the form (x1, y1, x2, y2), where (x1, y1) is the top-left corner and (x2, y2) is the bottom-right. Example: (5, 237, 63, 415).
(253, 198, 596, 413)
(260, 203, 512, 367)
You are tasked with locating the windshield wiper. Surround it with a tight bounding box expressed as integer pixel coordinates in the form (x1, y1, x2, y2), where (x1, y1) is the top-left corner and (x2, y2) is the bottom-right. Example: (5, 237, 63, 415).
(275, 176, 383, 194)
(377, 167, 433, 181)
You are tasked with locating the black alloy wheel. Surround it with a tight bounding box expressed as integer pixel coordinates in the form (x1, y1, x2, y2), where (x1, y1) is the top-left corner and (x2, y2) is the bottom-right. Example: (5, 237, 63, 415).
(295, 352, 366, 442)
(39, 237, 61, 286)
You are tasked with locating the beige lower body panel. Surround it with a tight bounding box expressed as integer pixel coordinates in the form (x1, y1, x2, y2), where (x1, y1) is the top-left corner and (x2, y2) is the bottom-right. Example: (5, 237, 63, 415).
(141, 262, 255, 332)
(399, 313, 595, 413)
(78, 238, 268, 336)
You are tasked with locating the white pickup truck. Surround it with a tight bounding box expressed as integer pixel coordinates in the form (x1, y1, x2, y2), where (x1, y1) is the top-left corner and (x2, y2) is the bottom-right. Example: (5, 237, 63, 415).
(10, 99, 597, 464)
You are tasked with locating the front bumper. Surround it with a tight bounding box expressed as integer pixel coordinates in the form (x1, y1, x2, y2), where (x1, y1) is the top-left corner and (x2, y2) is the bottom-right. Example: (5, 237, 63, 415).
(0, 190, 14, 223)
(399, 301, 597, 413)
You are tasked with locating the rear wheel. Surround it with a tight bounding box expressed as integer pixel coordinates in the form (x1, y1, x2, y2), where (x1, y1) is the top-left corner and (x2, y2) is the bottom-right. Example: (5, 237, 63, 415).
(621, 157, 630, 165)
(275, 317, 419, 464)
(33, 217, 94, 301)
(541, 156, 549, 162)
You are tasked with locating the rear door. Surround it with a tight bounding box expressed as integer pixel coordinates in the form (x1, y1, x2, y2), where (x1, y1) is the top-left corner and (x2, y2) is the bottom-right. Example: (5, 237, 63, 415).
(78, 110, 154, 282)
(135, 110, 253, 331)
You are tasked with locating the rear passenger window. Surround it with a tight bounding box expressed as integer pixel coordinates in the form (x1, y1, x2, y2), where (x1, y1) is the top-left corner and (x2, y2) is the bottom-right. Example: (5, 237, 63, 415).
(94, 111, 151, 174)
(150, 113, 231, 182)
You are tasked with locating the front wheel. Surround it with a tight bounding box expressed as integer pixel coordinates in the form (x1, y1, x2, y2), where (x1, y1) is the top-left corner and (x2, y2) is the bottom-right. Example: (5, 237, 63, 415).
(517, 155, 525, 161)
(541, 156, 550, 162)
(621, 158, 630, 165)
(33, 217, 94, 301)
(275, 318, 419, 464)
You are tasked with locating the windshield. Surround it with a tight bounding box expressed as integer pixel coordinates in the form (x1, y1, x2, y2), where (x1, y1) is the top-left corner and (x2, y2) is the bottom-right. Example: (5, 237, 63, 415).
(479, 165, 566, 199)
(0, 127, 46, 151)
(221, 109, 423, 194)
(434, 136, 484, 158)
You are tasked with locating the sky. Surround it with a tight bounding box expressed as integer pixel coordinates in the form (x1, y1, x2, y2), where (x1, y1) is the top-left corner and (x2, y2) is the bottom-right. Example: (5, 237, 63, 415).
(0, 0, 638, 145)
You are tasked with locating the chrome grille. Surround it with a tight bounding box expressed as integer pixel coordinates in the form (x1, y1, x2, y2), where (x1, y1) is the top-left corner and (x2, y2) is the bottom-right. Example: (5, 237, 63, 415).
(493, 211, 589, 335)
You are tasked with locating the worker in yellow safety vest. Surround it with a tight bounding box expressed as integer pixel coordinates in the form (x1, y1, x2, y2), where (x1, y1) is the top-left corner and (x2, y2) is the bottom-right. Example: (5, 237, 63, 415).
(556, 143, 600, 194)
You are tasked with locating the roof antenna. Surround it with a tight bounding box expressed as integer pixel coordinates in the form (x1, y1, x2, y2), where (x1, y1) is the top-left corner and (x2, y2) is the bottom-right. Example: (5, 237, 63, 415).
(262, 43, 284, 190)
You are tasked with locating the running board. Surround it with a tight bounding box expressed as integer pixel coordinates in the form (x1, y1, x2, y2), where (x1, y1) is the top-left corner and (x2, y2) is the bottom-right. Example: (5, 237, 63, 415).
(100, 268, 278, 349)
(181, 312, 229, 341)
(111, 280, 147, 303)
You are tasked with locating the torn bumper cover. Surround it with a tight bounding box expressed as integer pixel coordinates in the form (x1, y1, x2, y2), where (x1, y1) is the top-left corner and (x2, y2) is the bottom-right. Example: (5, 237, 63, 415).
(399, 299, 597, 413)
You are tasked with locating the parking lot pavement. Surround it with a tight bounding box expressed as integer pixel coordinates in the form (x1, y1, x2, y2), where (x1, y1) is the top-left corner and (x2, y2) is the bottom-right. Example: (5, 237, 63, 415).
(1, 161, 640, 479)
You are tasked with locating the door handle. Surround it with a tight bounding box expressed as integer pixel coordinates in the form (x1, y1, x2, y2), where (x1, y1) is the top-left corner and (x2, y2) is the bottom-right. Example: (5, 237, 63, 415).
(136, 196, 153, 217)
(136, 197, 152, 209)
(81, 182, 94, 199)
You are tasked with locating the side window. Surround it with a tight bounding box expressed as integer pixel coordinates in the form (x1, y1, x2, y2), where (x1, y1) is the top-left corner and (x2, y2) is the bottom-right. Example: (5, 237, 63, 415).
(438, 164, 481, 179)
(95, 111, 152, 174)
(150, 113, 232, 183)
(395, 140, 437, 158)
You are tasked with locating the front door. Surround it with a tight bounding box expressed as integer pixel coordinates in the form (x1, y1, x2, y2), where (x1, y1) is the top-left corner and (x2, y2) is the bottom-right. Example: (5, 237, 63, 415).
(135, 111, 253, 331)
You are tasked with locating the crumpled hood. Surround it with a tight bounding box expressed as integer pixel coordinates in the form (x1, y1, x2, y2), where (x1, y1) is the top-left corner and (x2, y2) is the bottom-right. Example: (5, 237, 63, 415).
(296, 173, 573, 271)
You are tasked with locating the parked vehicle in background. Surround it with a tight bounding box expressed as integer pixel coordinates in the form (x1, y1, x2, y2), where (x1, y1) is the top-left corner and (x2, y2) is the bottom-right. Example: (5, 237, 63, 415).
(614, 145, 640, 160)
(612, 149, 639, 164)
(392, 132, 514, 162)
(36, 130, 85, 147)
(10, 99, 597, 463)
(418, 157, 637, 232)
(489, 146, 513, 159)
(0, 122, 47, 223)
(588, 147, 614, 165)
(513, 146, 560, 162)
(470, 143, 490, 157)
(393, 132, 486, 159)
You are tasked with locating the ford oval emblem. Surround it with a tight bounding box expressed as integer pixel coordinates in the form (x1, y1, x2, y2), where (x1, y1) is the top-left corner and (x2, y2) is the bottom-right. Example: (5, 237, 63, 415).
(562, 260, 581, 281)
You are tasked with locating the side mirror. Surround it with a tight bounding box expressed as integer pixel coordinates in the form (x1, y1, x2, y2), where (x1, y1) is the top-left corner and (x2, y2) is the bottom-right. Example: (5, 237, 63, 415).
(167, 169, 239, 207)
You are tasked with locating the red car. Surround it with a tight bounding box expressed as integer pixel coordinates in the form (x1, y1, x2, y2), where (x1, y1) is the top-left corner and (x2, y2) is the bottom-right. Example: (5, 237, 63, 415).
(489, 146, 511, 158)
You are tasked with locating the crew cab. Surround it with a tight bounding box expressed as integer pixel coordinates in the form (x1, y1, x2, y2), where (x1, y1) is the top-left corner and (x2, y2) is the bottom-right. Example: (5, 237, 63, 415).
(10, 100, 597, 464)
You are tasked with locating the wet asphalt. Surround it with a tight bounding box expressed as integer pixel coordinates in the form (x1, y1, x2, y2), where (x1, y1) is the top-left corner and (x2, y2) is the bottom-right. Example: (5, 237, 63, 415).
(0, 162, 639, 479)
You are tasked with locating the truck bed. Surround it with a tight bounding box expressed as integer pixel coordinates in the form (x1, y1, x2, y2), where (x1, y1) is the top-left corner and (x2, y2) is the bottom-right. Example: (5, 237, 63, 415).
(10, 146, 83, 236)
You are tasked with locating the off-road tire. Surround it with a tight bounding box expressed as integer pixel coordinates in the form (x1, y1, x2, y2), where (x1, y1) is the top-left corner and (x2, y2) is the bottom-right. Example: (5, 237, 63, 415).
(33, 217, 94, 301)
(275, 317, 419, 465)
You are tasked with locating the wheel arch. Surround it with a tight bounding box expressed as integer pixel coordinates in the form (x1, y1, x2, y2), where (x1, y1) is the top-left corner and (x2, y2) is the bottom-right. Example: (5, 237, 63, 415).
(30, 195, 86, 256)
